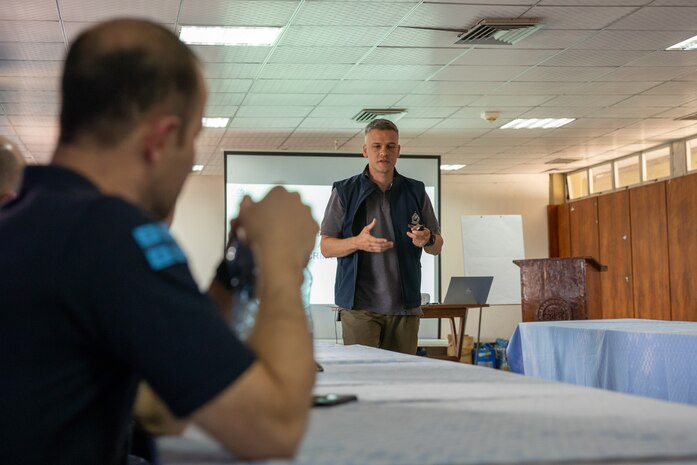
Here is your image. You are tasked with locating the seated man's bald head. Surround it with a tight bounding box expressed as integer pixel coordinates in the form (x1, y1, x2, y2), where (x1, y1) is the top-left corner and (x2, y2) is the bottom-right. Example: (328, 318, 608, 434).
(59, 18, 202, 147)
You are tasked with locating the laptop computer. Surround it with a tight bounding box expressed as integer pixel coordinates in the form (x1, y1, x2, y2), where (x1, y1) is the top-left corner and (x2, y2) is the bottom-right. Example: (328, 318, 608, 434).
(443, 276, 493, 305)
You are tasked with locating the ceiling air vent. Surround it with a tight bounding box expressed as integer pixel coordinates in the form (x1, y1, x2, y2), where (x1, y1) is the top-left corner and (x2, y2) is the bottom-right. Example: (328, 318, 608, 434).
(352, 108, 408, 123)
(546, 158, 580, 165)
(455, 18, 542, 46)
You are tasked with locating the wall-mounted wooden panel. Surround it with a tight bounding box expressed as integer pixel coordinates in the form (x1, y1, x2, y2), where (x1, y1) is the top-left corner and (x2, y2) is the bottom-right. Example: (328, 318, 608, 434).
(568, 197, 601, 319)
(547, 204, 571, 258)
(598, 191, 634, 319)
(630, 182, 671, 320)
(569, 197, 599, 258)
(558, 203, 571, 258)
(667, 174, 697, 322)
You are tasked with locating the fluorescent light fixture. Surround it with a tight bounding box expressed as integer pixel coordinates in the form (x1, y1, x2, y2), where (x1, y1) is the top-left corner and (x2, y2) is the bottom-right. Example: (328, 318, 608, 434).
(179, 26, 282, 46)
(192, 164, 204, 172)
(667, 34, 697, 51)
(500, 118, 575, 129)
(202, 117, 229, 128)
(440, 164, 466, 171)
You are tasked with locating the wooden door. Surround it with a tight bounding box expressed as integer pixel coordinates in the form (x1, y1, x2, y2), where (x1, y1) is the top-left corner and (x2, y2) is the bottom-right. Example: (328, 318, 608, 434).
(598, 191, 634, 319)
(629, 182, 671, 320)
(667, 174, 697, 321)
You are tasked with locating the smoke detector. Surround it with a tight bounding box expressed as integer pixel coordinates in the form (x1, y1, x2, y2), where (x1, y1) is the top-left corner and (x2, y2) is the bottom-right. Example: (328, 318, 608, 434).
(352, 108, 408, 123)
(455, 18, 542, 45)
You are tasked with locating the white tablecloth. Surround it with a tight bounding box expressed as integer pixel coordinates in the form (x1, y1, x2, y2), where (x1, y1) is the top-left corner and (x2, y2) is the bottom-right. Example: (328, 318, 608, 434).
(160, 341, 697, 465)
(507, 318, 697, 405)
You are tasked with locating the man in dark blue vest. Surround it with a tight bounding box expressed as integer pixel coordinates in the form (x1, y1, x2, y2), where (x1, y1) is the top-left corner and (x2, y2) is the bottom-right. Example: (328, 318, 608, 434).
(320, 119, 443, 354)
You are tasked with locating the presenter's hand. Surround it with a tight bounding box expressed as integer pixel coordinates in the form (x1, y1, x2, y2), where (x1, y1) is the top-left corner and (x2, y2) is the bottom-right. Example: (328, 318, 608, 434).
(407, 225, 431, 248)
(238, 187, 318, 271)
(355, 218, 394, 253)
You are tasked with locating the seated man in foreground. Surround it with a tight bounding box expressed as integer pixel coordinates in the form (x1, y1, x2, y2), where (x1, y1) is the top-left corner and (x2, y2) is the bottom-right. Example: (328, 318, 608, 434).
(0, 18, 317, 465)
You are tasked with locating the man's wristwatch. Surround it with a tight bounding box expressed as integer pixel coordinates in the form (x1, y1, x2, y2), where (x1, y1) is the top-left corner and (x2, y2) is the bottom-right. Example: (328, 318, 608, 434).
(425, 231, 436, 247)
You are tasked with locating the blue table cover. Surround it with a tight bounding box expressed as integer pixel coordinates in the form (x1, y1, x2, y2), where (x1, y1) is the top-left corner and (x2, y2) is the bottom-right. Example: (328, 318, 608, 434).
(507, 318, 697, 405)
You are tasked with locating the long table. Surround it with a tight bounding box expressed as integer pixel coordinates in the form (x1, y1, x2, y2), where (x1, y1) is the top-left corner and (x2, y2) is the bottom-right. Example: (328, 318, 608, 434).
(160, 341, 697, 465)
(507, 318, 697, 405)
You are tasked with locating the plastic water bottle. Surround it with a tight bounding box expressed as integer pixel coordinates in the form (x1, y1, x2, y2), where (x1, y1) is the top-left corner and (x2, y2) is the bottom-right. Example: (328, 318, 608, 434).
(224, 231, 258, 341)
(301, 267, 314, 337)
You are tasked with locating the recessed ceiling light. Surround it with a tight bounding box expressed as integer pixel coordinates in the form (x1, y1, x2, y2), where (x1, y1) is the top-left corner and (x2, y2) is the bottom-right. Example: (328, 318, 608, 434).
(179, 26, 282, 46)
(440, 164, 466, 171)
(192, 164, 204, 172)
(202, 117, 229, 128)
(667, 34, 697, 51)
(500, 118, 575, 129)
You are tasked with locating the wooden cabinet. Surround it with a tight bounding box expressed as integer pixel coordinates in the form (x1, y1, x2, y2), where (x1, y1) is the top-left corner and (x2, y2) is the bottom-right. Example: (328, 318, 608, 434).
(667, 174, 697, 322)
(630, 182, 671, 320)
(598, 191, 634, 319)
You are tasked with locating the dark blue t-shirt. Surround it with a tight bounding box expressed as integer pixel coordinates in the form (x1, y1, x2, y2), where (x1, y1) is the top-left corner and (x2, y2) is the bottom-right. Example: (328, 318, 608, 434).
(0, 166, 255, 465)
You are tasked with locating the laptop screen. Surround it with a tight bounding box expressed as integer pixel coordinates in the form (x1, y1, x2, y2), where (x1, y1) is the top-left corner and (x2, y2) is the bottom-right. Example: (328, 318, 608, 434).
(443, 276, 493, 305)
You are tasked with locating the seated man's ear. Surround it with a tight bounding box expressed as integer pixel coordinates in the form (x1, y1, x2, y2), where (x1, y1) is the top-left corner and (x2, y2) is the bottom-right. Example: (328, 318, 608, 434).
(143, 115, 181, 163)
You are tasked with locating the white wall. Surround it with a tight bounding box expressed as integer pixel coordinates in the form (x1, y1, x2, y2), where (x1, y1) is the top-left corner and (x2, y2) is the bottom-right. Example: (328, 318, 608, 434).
(440, 174, 549, 342)
(169, 175, 225, 290)
(170, 172, 550, 342)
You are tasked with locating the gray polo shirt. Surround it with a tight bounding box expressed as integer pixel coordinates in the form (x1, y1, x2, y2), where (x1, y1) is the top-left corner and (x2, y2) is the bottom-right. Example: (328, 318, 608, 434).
(321, 178, 440, 316)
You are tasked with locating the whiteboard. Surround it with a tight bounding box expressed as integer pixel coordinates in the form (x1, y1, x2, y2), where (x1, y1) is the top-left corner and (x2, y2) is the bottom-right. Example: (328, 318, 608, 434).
(460, 215, 525, 305)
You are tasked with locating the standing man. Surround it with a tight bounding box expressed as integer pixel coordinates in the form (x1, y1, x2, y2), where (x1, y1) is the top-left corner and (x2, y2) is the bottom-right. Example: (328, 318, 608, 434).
(0, 19, 317, 465)
(0, 136, 25, 205)
(320, 119, 443, 355)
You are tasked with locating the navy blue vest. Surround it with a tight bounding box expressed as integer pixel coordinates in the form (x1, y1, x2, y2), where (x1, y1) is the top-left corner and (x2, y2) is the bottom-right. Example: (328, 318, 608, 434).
(333, 167, 425, 310)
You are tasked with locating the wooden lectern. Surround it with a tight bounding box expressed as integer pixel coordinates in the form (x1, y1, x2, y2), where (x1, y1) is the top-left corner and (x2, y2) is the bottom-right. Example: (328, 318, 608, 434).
(513, 257, 607, 322)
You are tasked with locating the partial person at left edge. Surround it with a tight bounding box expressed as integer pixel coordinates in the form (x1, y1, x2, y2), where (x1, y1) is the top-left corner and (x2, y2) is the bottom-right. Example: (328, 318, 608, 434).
(0, 18, 318, 465)
(0, 136, 25, 205)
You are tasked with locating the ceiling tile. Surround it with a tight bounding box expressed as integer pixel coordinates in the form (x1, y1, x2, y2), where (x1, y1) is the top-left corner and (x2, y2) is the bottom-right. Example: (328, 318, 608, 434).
(236, 106, 314, 117)
(59, 0, 180, 22)
(363, 47, 464, 65)
(260, 63, 353, 79)
(527, 6, 639, 29)
(490, 81, 583, 95)
(242, 93, 324, 106)
(609, 6, 697, 31)
(230, 117, 303, 128)
(453, 49, 561, 66)
(206, 80, 253, 93)
(269, 46, 370, 64)
(201, 105, 239, 117)
(411, 81, 501, 94)
(297, 118, 364, 129)
(0, 0, 59, 20)
(433, 65, 529, 82)
(0, 21, 64, 42)
(321, 94, 400, 106)
(401, 3, 530, 30)
(0, 90, 61, 103)
(280, 26, 391, 47)
(541, 94, 628, 107)
(0, 42, 66, 61)
(180, 0, 298, 26)
(572, 29, 692, 51)
(516, 66, 615, 82)
(612, 94, 696, 107)
(542, 49, 650, 67)
(345, 64, 442, 80)
(202, 63, 261, 79)
(395, 94, 478, 107)
(294, 2, 415, 26)
(332, 80, 420, 95)
(206, 93, 246, 106)
(469, 95, 555, 107)
(189, 45, 271, 63)
(381, 27, 468, 48)
(596, 66, 694, 82)
(250, 79, 338, 94)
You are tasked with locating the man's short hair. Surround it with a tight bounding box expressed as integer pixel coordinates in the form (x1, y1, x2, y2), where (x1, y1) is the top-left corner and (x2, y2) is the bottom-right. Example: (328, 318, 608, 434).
(364, 118, 399, 136)
(59, 19, 201, 146)
(0, 139, 24, 195)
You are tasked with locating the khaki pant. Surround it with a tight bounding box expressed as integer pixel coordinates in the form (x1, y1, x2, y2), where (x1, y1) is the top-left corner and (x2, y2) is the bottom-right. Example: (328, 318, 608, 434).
(340, 309, 420, 355)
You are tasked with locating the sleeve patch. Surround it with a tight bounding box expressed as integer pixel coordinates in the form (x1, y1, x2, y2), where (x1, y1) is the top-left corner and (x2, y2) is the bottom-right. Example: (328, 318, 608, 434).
(132, 223, 187, 270)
